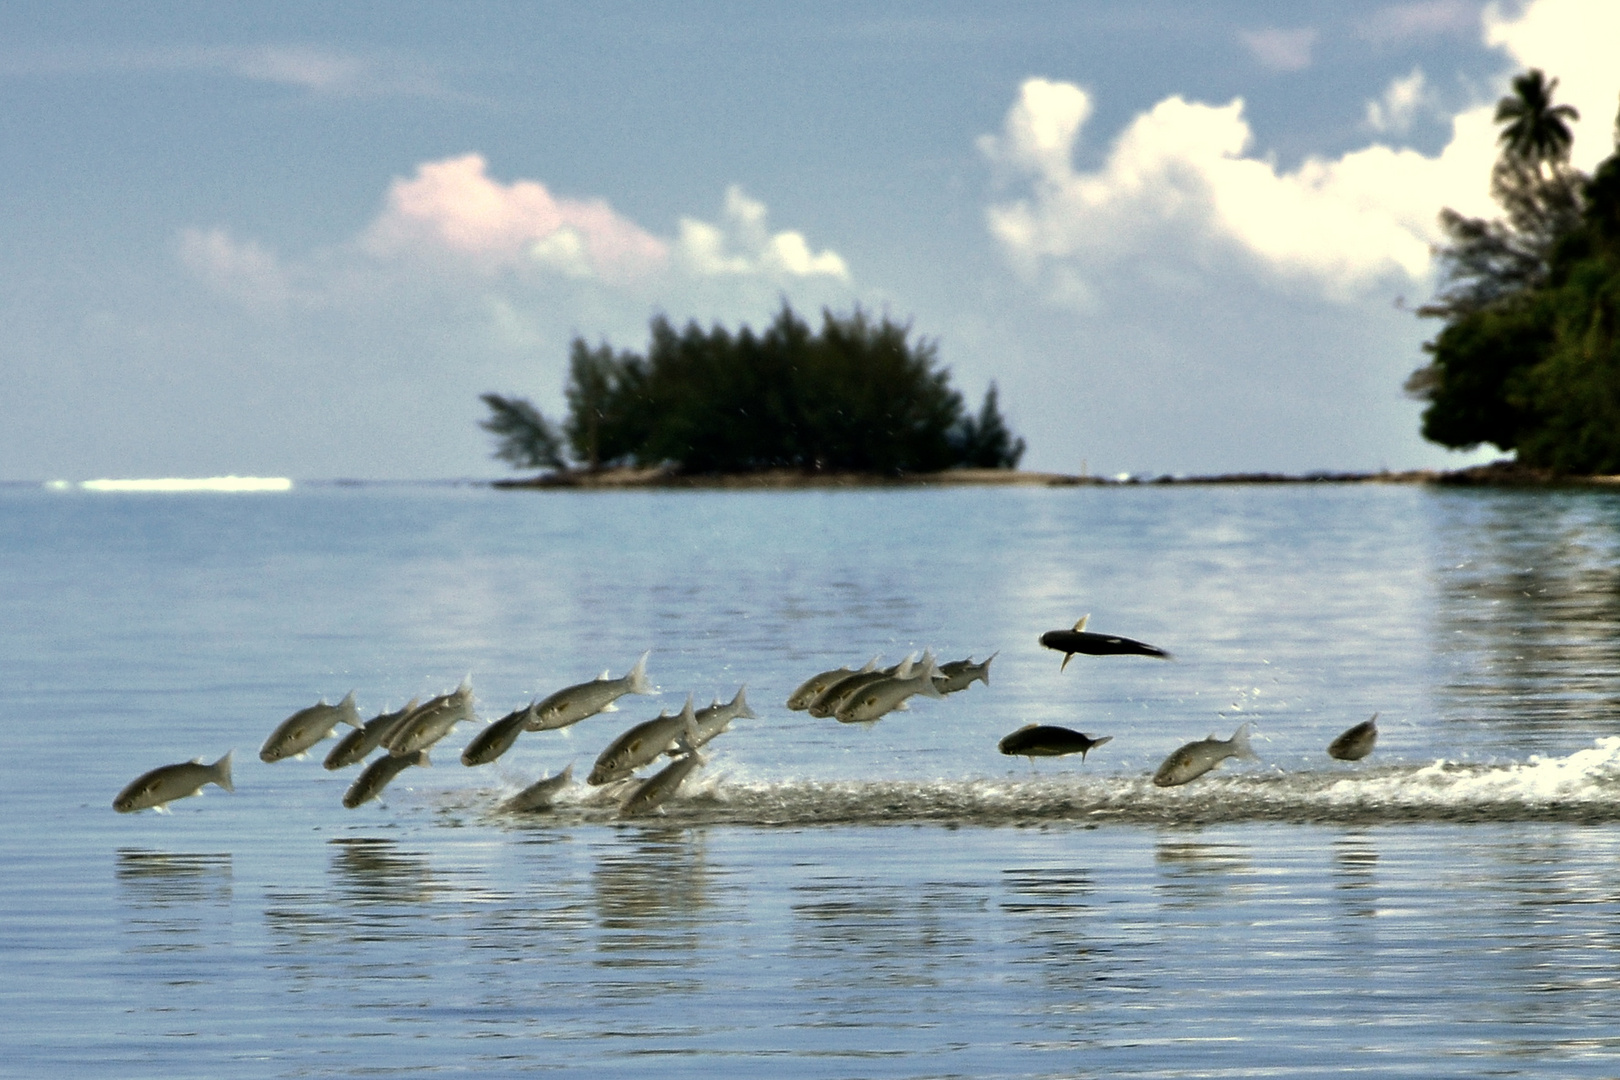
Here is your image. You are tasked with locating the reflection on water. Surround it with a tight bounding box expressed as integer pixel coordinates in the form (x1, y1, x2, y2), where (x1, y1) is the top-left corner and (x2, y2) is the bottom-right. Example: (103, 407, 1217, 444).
(1154, 835, 1255, 910)
(328, 836, 444, 907)
(1432, 493, 1620, 747)
(1330, 832, 1379, 921)
(115, 849, 232, 958)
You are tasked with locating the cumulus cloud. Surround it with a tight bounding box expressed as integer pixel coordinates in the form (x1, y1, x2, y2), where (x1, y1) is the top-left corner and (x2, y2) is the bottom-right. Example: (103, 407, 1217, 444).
(1238, 27, 1319, 72)
(361, 154, 670, 283)
(981, 77, 1502, 304)
(980, 0, 1620, 311)
(676, 186, 849, 280)
(183, 155, 851, 312)
(1365, 68, 1430, 133)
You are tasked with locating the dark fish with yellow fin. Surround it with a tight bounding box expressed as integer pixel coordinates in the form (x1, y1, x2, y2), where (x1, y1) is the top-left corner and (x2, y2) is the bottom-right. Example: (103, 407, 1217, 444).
(1039, 614, 1170, 670)
(997, 724, 1111, 762)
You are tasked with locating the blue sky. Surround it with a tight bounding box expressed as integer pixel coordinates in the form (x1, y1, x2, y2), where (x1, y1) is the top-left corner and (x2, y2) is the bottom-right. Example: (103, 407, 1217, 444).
(2, 0, 1615, 480)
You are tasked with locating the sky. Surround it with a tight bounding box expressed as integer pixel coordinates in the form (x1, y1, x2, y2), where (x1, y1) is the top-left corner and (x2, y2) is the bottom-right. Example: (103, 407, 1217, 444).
(2, 0, 1617, 481)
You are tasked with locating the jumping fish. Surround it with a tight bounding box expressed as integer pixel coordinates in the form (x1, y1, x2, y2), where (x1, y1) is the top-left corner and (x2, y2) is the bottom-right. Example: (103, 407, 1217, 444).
(1152, 723, 1257, 787)
(1040, 615, 1171, 671)
(997, 724, 1111, 761)
(678, 685, 756, 753)
(589, 696, 695, 785)
(787, 656, 878, 711)
(260, 692, 361, 763)
(1328, 714, 1379, 761)
(526, 651, 653, 731)
(934, 653, 997, 694)
(834, 651, 945, 723)
(460, 702, 540, 766)
(499, 764, 575, 812)
(343, 749, 429, 808)
(324, 699, 419, 770)
(383, 679, 475, 756)
(619, 740, 705, 818)
(808, 658, 904, 718)
(114, 752, 234, 813)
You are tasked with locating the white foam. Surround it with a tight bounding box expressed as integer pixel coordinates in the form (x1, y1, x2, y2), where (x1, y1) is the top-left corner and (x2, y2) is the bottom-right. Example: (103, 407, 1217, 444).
(1329, 737, 1620, 809)
(77, 476, 293, 493)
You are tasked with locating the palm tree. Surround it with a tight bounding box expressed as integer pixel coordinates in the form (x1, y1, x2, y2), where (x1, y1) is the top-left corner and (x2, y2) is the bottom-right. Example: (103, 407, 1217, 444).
(1495, 68, 1579, 166)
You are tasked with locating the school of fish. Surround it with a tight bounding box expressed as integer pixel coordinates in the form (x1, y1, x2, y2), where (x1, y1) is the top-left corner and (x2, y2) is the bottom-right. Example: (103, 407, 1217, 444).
(115, 613, 1382, 815)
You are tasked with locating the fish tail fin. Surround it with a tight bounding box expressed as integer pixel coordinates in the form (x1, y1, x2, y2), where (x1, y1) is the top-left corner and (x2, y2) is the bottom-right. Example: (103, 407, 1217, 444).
(626, 650, 652, 695)
(338, 690, 360, 726)
(1092, 735, 1113, 748)
(214, 750, 235, 793)
(981, 651, 998, 686)
(732, 685, 757, 719)
(1231, 722, 1258, 760)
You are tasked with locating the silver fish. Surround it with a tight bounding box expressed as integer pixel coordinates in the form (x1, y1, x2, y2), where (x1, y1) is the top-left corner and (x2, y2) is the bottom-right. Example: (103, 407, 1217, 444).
(787, 655, 878, 710)
(1328, 713, 1379, 761)
(934, 652, 997, 694)
(589, 695, 695, 785)
(261, 692, 360, 763)
(619, 743, 705, 818)
(343, 749, 429, 808)
(114, 752, 234, 813)
(1152, 723, 1257, 787)
(678, 685, 756, 753)
(526, 651, 653, 731)
(499, 764, 575, 812)
(383, 680, 475, 756)
(808, 659, 904, 718)
(834, 651, 944, 723)
(324, 699, 419, 770)
(461, 702, 539, 766)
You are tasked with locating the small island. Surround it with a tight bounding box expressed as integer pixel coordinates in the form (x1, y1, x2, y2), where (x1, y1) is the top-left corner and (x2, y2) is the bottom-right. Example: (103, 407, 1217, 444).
(480, 304, 1027, 488)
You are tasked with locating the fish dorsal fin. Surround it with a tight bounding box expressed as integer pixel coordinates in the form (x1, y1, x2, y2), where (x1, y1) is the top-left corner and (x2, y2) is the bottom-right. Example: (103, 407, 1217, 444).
(895, 654, 915, 679)
(859, 655, 880, 673)
(596, 669, 612, 681)
(1073, 614, 1090, 632)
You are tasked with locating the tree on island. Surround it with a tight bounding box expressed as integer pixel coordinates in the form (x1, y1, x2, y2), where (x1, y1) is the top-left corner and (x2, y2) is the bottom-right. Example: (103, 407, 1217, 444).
(1407, 70, 1620, 473)
(481, 304, 1026, 475)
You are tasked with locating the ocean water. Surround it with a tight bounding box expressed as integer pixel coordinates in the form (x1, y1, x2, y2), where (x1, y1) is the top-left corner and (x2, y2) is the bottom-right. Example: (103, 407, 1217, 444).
(4, 481, 1620, 1077)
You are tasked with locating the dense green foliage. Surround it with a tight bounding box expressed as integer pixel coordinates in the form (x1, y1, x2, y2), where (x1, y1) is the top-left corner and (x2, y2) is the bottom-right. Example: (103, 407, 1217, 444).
(1409, 71, 1620, 473)
(483, 305, 1025, 474)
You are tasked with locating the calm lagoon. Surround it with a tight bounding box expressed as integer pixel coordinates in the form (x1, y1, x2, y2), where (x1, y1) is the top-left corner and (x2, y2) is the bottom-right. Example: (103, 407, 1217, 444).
(4, 481, 1620, 1077)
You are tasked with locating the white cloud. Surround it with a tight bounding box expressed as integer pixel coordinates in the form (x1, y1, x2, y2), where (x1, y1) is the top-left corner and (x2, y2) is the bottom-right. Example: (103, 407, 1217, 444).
(178, 227, 293, 308)
(1238, 27, 1319, 73)
(981, 77, 1501, 304)
(677, 186, 850, 280)
(361, 153, 670, 284)
(1359, 1, 1481, 44)
(1365, 68, 1430, 133)
(1485, 0, 1620, 171)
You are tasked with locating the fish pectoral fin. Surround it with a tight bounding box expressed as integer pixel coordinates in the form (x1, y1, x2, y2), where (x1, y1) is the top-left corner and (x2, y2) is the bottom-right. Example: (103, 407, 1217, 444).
(1060, 653, 1074, 672)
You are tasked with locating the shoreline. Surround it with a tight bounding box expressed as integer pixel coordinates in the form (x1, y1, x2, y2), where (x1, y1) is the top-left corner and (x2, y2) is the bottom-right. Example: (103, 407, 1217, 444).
(492, 460, 1620, 491)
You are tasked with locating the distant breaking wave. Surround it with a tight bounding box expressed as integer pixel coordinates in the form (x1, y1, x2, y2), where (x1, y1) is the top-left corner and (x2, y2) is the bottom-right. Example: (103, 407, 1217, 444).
(63, 476, 293, 493)
(459, 738, 1620, 827)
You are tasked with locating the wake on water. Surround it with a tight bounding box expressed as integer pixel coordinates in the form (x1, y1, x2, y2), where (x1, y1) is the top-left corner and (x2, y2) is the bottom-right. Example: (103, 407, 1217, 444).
(436, 737, 1620, 828)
